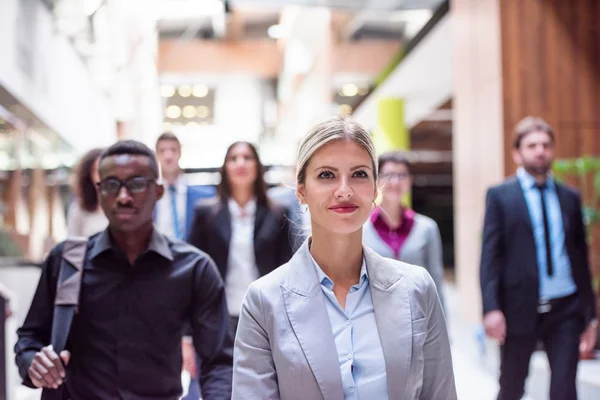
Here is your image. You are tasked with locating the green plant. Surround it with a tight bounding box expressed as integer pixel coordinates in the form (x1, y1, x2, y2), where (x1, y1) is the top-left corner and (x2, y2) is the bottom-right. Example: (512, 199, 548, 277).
(554, 156, 600, 293)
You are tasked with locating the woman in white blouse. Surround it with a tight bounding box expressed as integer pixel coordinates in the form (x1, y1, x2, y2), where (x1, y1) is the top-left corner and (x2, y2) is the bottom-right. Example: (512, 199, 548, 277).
(188, 141, 294, 334)
(232, 116, 456, 400)
(66, 148, 108, 237)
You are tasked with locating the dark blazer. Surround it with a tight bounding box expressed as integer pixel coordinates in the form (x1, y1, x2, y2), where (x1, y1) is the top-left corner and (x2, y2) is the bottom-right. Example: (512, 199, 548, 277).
(188, 198, 294, 280)
(480, 177, 596, 336)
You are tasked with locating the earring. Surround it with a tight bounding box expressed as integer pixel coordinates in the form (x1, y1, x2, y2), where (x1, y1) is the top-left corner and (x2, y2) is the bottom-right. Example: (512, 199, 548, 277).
(299, 203, 308, 214)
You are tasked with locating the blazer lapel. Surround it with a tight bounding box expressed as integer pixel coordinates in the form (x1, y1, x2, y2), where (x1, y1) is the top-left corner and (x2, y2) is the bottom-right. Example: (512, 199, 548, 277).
(554, 182, 571, 233)
(511, 177, 533, 232)
(213, 202, 232, 246)
(253, 203, 268, 250)
(281, 242, 344, 400)
(363, 246, 412, 399)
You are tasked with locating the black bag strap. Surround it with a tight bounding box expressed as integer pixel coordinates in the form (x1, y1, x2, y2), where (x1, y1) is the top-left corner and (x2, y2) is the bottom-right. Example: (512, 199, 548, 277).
(42, 237, 87, 400)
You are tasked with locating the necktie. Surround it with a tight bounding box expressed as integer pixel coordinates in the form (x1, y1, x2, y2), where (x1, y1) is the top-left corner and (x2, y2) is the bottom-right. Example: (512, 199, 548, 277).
(535, 182, 553, 276)
(169, 184, 182, 239)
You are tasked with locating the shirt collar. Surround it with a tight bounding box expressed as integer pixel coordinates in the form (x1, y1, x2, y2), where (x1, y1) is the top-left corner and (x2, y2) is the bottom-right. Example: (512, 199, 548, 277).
(89, 227, 174, 261)
(170, 174, 187, 191)
(228, 197, 257, 218)
(309, 250, 368, 291)
(516, 167, 555, 190)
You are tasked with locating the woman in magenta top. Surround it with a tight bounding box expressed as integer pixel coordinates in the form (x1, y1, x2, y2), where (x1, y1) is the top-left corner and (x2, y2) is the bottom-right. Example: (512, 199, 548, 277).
(363, 151, 445, 310)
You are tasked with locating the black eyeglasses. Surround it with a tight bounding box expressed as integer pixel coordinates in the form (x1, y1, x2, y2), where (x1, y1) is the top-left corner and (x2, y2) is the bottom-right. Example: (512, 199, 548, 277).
(97, 177, 156, 196)
(379, 172, 410, 180)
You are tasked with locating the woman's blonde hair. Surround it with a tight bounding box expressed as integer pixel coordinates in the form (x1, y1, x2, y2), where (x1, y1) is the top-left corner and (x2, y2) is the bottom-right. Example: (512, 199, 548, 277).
(296, 115, 378, 185)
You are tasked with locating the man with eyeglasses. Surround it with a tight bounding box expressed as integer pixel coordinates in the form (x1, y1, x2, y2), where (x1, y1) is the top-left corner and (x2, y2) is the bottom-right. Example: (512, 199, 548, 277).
(15, 140, 233, 399)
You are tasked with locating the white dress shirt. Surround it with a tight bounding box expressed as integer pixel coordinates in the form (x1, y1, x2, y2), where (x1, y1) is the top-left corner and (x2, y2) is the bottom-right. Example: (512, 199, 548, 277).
(155, 175, 187, 239)
(225, 198, 259, 317)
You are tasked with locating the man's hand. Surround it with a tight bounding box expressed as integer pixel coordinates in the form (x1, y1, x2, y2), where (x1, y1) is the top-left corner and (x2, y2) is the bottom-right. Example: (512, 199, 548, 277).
(182, 339, 197, 377)
(483, 310, 506, 344)
(580, 321, 598, 354)
(28, 345, 70, 389)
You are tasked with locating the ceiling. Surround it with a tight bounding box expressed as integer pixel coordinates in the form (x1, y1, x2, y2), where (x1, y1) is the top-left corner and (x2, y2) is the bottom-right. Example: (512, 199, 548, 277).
(352, 10, 452, 130)
(157, 0, 446, 42)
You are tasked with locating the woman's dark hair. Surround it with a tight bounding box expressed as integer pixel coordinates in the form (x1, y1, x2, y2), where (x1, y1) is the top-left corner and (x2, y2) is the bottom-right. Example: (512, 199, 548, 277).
(75, 148, 104, 212)
(217, 141, 269, 206)
(378, 151, 412, 175)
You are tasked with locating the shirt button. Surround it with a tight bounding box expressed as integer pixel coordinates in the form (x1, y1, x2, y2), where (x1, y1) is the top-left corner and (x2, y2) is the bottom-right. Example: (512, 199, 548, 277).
(347, 353, 352, 360)
(346, 320, 351, 326)
(350, 387, 355, 393)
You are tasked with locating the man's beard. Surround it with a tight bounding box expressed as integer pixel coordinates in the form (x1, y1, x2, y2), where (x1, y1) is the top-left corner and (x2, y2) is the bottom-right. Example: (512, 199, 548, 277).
(524, 161, 551, 176)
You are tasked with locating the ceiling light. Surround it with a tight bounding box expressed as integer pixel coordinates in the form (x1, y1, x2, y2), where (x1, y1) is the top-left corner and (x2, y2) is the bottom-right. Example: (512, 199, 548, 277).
(186, 122, 200, 128)
(182, 106, 197, 119)
(197, 106, 210, 118)
(161, 85, 175, 97)
(166, 105, 182, 119)
(340, 84, 359, 97)
(339, 104, 352, 115)
(163, 122, 173, 131)
(193, 84, 209, 98)
(358, 85, 370, 96)
(178, 85, 192, 97)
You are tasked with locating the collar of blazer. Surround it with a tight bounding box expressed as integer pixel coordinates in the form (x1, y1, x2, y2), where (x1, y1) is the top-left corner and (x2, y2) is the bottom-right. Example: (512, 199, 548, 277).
(280, 239, 414, 400)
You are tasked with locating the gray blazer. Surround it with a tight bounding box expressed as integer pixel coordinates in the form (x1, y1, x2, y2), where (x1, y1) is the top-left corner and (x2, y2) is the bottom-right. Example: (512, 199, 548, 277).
(363, 213, 446, 311)
(232, 240, 456, 400)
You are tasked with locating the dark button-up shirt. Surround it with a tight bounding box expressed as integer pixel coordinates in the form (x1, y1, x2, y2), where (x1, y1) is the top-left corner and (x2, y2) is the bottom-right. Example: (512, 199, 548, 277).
(15, 228, 233, 399)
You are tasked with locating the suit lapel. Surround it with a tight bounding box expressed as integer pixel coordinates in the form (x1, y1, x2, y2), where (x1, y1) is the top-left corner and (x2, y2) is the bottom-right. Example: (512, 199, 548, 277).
(554, 182, 571, 233)
(363, 246, 411, 399)
(282, 242, 344, 400)
(511, 177, 533, 232)
(213, 202, 232, 247)
(253, 203, 268, 251)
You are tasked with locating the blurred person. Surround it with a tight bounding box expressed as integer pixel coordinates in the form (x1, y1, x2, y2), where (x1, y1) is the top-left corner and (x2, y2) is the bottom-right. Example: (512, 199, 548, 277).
(480, 116, 597, 400)
(154, 132, 216, 399)
(66, 148, 108, 237)
(232, 116, 456, 399)
(15, 140, 233, 399)
(154, 132, 215, 240)
(189, 141, 294, 335)
(267, 165, 310, 251)
(363, 152, 445, 310)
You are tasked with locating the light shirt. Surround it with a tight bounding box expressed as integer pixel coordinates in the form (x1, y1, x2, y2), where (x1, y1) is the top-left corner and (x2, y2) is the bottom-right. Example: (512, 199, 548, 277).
(225, 198, 259, 317)
(309, 254, 388, 400)
(155, 174, 187, 239)
(517, 167, 577, 300)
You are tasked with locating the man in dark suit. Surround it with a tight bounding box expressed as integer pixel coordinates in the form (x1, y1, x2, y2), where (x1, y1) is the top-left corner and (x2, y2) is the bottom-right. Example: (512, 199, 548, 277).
(480, 116, 597, 400)
(154, 132, 215, 399)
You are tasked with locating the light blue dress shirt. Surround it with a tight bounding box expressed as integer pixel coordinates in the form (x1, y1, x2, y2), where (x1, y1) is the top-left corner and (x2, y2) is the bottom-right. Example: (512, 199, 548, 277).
(516, 167, 577, 300)
(309, 254, 388, 400)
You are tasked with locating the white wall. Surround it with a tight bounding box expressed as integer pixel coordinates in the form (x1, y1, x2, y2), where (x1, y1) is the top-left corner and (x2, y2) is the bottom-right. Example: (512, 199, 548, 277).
(159, 74, 269, 168)
(0, 0, 117, 153)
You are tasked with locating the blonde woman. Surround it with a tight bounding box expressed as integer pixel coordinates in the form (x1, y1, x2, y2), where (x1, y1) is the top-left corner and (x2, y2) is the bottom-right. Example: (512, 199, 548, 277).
(232, 116, 456, 400)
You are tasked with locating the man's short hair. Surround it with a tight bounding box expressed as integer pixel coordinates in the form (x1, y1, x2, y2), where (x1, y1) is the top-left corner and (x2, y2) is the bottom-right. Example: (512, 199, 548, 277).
(378, 151, 412, 175)
(156, 132, 181, 150)
(513, 116, 555, 149)
(99, 140, 159, 178)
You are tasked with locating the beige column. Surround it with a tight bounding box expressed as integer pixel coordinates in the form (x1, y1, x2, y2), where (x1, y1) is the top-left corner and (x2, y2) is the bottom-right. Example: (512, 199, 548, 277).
(452, 0, 505, 323)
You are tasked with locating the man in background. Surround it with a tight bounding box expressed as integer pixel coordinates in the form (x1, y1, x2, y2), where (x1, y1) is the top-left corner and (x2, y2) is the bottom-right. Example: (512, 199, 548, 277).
(480, 116, 597, 400)
(154, 132, 216, 399)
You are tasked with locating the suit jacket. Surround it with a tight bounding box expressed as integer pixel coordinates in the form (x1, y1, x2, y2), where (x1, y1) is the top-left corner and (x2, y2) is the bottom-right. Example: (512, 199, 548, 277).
(188, 198, 294, 280)
(480, 177, 596, 336)
(153, 184, 216, 240)
(232, 240, 456, 400)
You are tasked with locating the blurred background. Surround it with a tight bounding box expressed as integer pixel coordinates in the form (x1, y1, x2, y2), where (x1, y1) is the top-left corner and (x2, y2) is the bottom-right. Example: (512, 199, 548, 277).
(0, 0, 599, 399)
